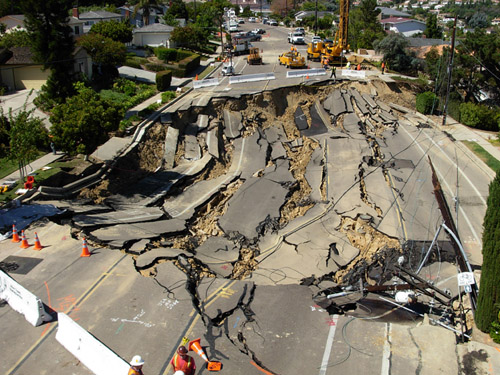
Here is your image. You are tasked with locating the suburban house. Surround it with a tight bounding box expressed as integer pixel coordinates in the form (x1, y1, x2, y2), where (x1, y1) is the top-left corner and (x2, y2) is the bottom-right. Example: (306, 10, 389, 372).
(294, 10, 332, 23)
(0, 14, 26, 32)
(381, 17, 426, 37)
(77, 9, 124, 33)
(132, 23, 175, 48)
(0, 46, 92, 91)
(376, 7, 411, 21)
(118, 5, 164, 27)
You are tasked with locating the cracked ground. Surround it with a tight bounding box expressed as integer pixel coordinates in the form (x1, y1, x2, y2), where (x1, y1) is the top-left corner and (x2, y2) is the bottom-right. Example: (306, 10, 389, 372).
(55, 79, 471, 374)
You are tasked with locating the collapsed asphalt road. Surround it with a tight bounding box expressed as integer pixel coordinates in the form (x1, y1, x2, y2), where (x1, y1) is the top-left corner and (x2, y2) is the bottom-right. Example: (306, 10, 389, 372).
(14, 79, 492, 374)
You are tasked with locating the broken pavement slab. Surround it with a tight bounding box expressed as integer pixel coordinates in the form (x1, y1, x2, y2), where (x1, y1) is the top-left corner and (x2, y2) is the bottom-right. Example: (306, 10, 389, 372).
(73, 207, 165, 228)
(223, 109, 243, 139)
(219, 176, 289, 240)
(135, 247, 188, 269)
(89, 218, 186, 248)
(194, 236, 240, 273)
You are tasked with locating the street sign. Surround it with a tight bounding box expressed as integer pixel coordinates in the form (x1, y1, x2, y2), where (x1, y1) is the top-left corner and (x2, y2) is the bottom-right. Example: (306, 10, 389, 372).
(457, 272, 475, 286)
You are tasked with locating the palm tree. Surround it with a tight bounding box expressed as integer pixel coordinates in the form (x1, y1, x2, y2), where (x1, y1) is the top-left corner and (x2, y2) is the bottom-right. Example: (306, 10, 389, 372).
(134, 0, 159, 26)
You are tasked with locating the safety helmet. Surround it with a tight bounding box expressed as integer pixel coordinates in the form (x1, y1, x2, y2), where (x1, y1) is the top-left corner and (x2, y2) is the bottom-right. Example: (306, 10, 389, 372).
(177, 346, 188, 355)
(174, 371, 185, 375)
(130, 355, 145, 366)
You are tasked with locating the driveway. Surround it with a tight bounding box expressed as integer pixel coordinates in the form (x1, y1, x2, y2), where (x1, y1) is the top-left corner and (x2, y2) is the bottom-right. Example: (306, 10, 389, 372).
(0, 89, 50, 129)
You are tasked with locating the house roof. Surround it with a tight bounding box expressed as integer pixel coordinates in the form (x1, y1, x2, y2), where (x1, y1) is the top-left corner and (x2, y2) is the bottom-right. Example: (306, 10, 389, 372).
(0, 15, 25, 30)
(133, 23, 174, 33)
(376, 7, 411, 17)
(381, 17, 425, 25)
(1, 47, 36, 65)
(78, 10, 122, 20)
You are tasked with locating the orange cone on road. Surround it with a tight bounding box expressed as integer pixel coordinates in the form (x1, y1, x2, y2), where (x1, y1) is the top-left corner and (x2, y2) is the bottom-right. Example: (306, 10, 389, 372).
(20, 230, 30, 249)
(80, 238, 91, 257)
(33, 232, 43, 251)
(195, 74, 199, 81)
(11, 224, 20, 243)
(188, 338, 209, 363)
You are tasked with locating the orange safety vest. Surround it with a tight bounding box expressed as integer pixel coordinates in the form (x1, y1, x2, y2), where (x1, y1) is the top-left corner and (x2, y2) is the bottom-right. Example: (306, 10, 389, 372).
(128, 367, 143, 375)
(172, 354, 194, 374)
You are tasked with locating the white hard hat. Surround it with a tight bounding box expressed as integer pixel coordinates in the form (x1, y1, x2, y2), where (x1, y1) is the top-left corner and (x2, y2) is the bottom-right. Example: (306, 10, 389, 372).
(174, 371, 185, 375)
(130, 355, 145, 366)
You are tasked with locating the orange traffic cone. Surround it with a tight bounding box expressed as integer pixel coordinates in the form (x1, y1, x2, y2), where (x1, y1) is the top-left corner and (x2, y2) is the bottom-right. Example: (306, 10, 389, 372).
(11, 224, 20, 243)
(80, 238, 91, 257)
(306, 75, 309, 79)
(195, 74, 199, 81)
(33, 232, 43, 251)
(188, 338, 208, 363)
(20, 230, 30, 249)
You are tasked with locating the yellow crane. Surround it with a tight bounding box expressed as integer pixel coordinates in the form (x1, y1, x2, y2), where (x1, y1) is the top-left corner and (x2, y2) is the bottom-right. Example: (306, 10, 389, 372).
(321, 0, 350, 65)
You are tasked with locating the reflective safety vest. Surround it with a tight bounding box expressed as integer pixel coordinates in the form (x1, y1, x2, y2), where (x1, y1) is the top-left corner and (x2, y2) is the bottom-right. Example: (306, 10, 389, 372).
(173, 354, 194, 374)
(128, 367, 143, 375)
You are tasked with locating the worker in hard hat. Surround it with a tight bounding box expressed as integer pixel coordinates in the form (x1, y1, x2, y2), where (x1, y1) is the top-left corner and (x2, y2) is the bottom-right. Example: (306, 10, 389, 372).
(171, 346, 196, 375)
(129, 355, 145, 375)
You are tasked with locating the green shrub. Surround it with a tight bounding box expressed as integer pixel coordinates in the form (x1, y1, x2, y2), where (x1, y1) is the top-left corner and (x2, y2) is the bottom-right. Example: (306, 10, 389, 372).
(161, 91, 176, 103)
(124, 58, 142, 69)
(416, 91, 439, 115)
(176, 49, 193, 61)
(459, 102, 500, 131)
(491, 321, 500, 344)
(155, 47, 178, 62)
(145, 63, 168, 72)
(138, 102, 161, 118)
(178, 54, 201, 74)
(156, 70, 173, 91)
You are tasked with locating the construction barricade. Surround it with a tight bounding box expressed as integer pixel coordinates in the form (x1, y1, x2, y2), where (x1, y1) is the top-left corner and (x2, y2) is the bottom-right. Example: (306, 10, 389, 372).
(56, 313, 130, 375)
(286, 68, 326, 78)
(193, 78, 219, 89)
(0, 270, 52, 326)
(229, 72, 275, 84)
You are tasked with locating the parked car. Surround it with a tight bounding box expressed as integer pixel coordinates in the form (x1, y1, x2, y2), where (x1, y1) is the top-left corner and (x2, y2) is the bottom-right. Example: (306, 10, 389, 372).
(268, 19, 278, 26)
(295, 27, 305, 36)
(262, 17, 269, 24)
(249, 17, 256, 22)
(311, 35, 322, 43)
(288, 32, 305, 45)
(238, 18, 245, 24)
(252, 28, 266, 34)
(221, 64, 235, 76)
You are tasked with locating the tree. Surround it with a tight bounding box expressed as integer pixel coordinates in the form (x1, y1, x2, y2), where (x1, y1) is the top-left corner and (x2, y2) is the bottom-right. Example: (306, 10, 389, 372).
(424, 14, 443, 39)
(348, 0, 386, 50)
(1, 104, 48, 179)
(475, 171, 500, 332)
(49, 84, 123, 156)
(0, 30, 32, 48)
(374, 33, 419, 74)
(134, 0, 159, 26)
(20, 0, 76, 104)
(78, 33, 126, 70)
(468, 12, 488, 29)
(171, 26, 208, 50)
(195, 0, 231, 52)
(90, 20, 133, 43)
(165, 0, 189, 22)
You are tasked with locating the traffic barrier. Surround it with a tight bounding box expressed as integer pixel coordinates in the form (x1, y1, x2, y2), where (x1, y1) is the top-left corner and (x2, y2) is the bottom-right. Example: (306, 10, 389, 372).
(286, 68, 326, 78)
(193, 78, 219, 89)
(56, 313, 130, 375)
(20, 230, 30, 249)
(33, 232, 43, 251)
(0, 270, 52, 326)
(341, 69, 366, 78)
(11, 224, 20, 243)
(229, 72, 275, 84)
(80, 238, 91, 257)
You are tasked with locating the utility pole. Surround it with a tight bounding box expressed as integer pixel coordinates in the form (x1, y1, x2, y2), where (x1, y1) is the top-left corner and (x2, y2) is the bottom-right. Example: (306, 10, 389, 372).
(315, 0, 318, 35)
(442, 15, 457, 127)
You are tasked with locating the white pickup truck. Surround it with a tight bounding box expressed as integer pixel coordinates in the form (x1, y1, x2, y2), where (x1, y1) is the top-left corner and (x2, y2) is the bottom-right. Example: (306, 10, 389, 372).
(288, 32, 305, 45)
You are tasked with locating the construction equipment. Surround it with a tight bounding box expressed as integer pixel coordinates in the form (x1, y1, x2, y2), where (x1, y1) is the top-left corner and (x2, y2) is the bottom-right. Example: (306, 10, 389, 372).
(231, 40, 253, 56)
(309, 0, 350, 65)
(278, 49, 306, 68)
(247, 47, 262, 65)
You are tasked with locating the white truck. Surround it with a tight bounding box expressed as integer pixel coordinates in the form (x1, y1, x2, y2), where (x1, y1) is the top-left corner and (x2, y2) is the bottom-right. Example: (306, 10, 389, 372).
(231, 41, 253, 56)
(288, 32, 305, 45)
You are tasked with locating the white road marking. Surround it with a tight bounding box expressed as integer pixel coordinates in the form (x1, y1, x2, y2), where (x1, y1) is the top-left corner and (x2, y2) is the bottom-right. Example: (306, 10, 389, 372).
(381, 323, 391, 375)
(319, 314, 339, 375)
(400, 125, 482, 246)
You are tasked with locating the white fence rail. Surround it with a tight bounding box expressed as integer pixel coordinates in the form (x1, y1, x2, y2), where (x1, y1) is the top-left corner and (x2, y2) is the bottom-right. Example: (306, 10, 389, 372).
(229, 73, 275, 84)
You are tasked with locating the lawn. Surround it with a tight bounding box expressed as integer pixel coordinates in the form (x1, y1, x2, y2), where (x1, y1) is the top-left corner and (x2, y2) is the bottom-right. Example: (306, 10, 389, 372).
(462, 140, 500, 173)
(0, 157, 83, 204)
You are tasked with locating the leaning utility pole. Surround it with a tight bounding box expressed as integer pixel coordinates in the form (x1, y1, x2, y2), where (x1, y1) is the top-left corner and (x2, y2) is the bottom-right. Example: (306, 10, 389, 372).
(314, 0, 318, 35)
(442, 15, 457, 126)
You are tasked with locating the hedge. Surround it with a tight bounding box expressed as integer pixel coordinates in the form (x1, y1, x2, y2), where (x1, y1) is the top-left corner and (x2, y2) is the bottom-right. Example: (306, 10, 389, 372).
(156, 70, 173, 91)
(155, 47, 178, 62)
(179, 54, 200, 74)
(459, 102, 500, 131)
(145, 63, 169, 72)
(416, 91, 439, 115)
